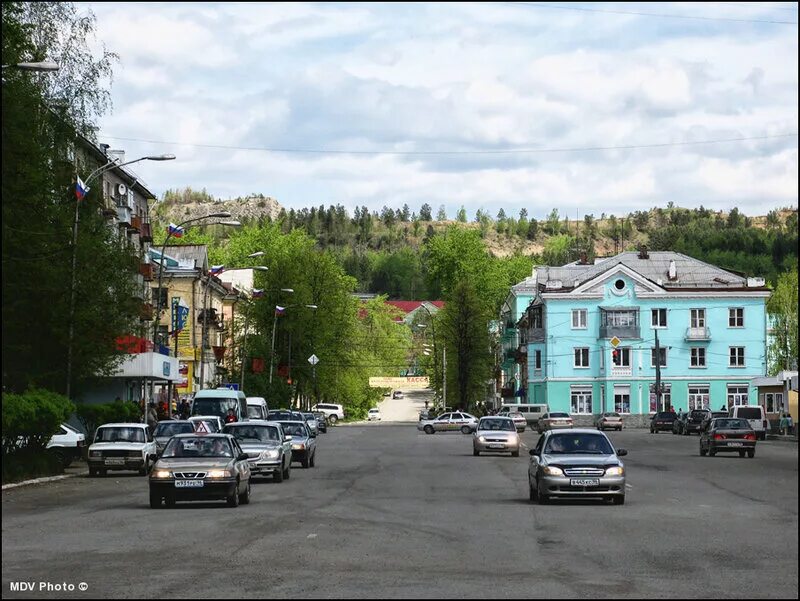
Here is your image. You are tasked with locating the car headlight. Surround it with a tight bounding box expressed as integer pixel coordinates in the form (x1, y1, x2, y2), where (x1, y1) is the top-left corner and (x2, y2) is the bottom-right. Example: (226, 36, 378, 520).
(207, 469, 231, 478)
(478, 436, 486, 442)
(292, 443, 305, 450)
(152, 470, 172, 479)
(605, 466, 624, 476)
(262, 449, 280, 459)
(89, 451, 101, 458)
(543, 466, 564, 476)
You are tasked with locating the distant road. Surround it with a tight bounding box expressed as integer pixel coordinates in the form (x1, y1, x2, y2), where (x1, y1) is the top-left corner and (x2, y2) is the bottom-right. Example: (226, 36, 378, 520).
(377, 388, 431, 422)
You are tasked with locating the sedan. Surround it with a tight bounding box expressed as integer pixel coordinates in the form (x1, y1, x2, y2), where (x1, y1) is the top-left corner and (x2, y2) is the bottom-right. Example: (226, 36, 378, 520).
(536, 412, 574, 434)
(594, 412, 623, 432)
(312, 411, 328, 433)
(302, 412, 320, 437)
(650, 411, 678, 433)
(149, 433, 251, 508)
(473, 417, 520, 457)
(418, 412, 479, 435)
(508, 412, 527, 433)
(276, 421, 317, 468)
(700, 418, 757, 458)
(368, 408, 382, 421)
(528, 429, 627, 505)
(153, 420, 196, 456)
(223, 421, 292, 482)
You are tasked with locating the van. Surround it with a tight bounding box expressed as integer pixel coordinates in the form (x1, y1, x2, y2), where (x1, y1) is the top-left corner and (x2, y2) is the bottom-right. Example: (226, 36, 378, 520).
(191, 388, 248, 423)
(499, 403, 548, 426)
(729, 405, 769, 440)
(246, 397, 269, 420)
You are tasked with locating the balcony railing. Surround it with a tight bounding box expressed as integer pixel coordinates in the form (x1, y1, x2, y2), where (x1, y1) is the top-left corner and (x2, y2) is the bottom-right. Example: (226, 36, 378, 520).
(610, 366, 632, 377)
(139, 263, 154, 281)
(685, 326, 711, 341)
(140, 302, 154, 321)
(139, 222, 153, 242)
(130, 215, 142, 232)
(599, 325, 640, 339)
(528, 327, 545, 342)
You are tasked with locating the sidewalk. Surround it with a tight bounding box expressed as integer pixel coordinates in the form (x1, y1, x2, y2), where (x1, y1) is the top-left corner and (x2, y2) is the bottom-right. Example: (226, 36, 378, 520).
(2, 462, 88, 491)
(766, 433, 799, 443)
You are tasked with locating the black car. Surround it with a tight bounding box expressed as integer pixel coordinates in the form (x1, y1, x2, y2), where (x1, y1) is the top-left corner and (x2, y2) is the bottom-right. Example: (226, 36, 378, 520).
(682, 409, 712, 435)
(700, 418, 757, 458)
(268, 409, 305, 421)
(312, 411, 328, 433)
(650, 411, 678, 433)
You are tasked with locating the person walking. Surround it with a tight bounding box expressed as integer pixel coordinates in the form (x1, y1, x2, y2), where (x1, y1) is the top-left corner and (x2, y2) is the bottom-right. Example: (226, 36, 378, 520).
(146, 401, 159, 435)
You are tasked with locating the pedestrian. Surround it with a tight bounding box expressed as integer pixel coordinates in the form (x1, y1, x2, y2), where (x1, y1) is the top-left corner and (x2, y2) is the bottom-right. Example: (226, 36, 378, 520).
(146, 401, 159, 435)
(787, 413, 794, 435)
(225, 408, 237, 424)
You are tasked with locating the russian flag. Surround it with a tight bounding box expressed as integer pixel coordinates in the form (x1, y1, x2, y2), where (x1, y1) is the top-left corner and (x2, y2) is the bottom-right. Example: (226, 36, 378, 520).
(168, 223, 184, 238)
(275, 305, 286, 316)
(209, 265, 225, 276)
(75, 177, 90, 201)
(251, 289, 264, 298)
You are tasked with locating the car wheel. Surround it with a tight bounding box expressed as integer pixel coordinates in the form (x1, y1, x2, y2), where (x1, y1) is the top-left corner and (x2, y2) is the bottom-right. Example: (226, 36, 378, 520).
(88, 467, 97, 478)
(529, 482, 538, 502)
(164, 495, 176, 508)
(617, 427, 622, 432)
(310, 452, 316, 468)
(709, 449, 716, 457)
(461, 426, 471, 435)
(227, 482, 240, 507)
(424, 425, 435, 435)
(99, 469, 107, 477)
(301, 455, 310, 469)
(473, 449, 479, 456)
(239, 480, 251, 505)
(149, 492, 162, 509)
(613, 495, 625, 505)
(739, 450, 746, 458)
(274, 465, 284, 482)
(138, 463, 148, 476)
(328, 415, 338, 425)
(50, 448, 66, 468)
(511, 450, 520, 458)
(747, 449, 755, 458)
(650, 428, 654, 434)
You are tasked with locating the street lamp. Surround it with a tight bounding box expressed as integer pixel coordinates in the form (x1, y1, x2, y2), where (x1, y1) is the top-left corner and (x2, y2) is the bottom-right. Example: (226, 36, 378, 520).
(418, 304, 445, 409)
(269, 304, 317, 385)
(65, 153, 175, 400)
(2, 61, 59, 72)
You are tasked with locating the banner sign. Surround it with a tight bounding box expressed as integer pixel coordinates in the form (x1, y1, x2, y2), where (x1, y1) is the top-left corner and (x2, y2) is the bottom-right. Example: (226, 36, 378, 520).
(171, 297, 189, 334)
(368, 376, 429, 389)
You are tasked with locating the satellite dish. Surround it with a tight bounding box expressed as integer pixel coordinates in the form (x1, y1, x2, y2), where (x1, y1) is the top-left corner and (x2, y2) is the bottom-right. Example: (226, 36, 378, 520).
(117, 183, 127, 196)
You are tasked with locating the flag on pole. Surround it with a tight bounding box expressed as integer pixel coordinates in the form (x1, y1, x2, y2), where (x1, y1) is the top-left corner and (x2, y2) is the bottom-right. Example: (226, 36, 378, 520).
(167, 223, 184, 238)
(275, 305, 286, 316)
(75, 177, 90, 201)
(209, 265, 225, 276)
(251, 289, 264, 298)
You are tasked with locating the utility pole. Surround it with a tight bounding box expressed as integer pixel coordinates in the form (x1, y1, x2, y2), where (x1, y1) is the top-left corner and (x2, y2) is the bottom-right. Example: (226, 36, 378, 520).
(655, 329, 663, 411)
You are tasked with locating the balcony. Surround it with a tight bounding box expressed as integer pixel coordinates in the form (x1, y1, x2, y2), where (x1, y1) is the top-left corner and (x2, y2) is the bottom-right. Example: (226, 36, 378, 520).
(139, 263, 154, 281)
(140, 302, 154, 321)
(500, 386, 515, 399)
(528, 327, 545, 342)
(116, 206, 132, 226)
(685, 327, 711, 341)
(140, 222, 153, 242)
(599, 325, 640, 339)
(130, 215, 142, 232)
(610, 366, 632, 378)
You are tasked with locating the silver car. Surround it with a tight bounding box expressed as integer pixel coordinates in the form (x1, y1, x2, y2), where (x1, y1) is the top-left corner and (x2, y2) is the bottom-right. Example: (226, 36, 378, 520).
(536, 412, 574, 434)
(277, 421, 317, 468)
(222, 421, 293, 482)
(528, 429, 627, 505)
(417, 412, 479, 435)
(473, 417, 520, 456)
(153, 420, 196, 456)
(594, 412, 623, 432)
(302, 412, 320, 437)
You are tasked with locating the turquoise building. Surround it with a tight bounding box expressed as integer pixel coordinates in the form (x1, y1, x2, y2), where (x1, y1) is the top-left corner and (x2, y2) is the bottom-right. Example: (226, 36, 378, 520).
(498, 277, 536, 404)
(516, 250, 770, 426)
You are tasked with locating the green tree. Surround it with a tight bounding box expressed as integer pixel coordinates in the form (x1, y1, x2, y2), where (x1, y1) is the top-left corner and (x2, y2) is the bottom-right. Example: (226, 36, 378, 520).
(544, 208, 561, 235)
(456, 206, 467, 223)
(419, 203, 432, 221)
(767, 268, 798, 374)
(436, 205, 447, 221)
(541, 234, 575, 266)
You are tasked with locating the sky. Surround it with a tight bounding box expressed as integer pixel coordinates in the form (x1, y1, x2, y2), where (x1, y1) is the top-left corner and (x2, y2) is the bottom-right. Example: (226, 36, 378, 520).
(80, 2, 798, 219)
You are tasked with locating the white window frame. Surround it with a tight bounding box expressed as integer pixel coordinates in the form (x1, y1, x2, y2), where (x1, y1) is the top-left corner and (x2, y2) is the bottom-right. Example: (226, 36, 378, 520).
(651, 308, 667, 328)
(570, 386, 593, 414)
(613, 385, 631, 414)
(688, 386, 710, 410)
(574, 347, 590, 368)
(690, 308, 706, 329)
(650, 347, 668, 368)
(612, 347, 631, 368)
(571, 309, 587, 329)
(729, 347, 745, 367)
(690, 347, 706, 368)
(728, 307, 744, 328)
(727, 385, 749, 408)
(649, 383, 672, 412)
(765, 392, 784, 413)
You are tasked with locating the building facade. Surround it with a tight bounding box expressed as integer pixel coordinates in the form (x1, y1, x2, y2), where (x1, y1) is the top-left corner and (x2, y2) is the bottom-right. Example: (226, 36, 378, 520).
(517, 250, 770, 426)
(498, 278, 536, 405)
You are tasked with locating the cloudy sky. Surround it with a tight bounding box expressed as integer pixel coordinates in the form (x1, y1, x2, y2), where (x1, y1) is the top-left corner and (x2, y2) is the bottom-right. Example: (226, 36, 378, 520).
(81, 2, 798, 218)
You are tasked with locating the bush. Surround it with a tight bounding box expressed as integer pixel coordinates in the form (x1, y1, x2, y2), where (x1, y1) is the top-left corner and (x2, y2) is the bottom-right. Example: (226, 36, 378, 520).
(1, 388, 74, 456)
(2, 449, 63, 484)
(76, 400, 141, 442)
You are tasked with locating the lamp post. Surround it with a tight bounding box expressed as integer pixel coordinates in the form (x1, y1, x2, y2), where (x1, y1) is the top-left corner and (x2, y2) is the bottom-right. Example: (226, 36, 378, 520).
(240, 287, 293, 391)
(2, 61, 59, 72)
(269, 304, 318, 385)
(65, 153, 175, 400)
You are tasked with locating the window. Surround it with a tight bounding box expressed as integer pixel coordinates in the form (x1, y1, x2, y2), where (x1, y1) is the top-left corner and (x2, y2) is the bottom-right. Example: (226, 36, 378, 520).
(649, 383, 672, 412)
(650, 348, 668, 368)
(614, 279, 626, 290)
(571, 309, 587, 329)
(688, 386, 710, 410)
(570, 387, 593, 414)
(690, 348, 706, 368)
(727, 385, 749, 408)
(651, 309, 667, 328)
(690, 309, 706, 328)
(153, 287, 168, 308)
(611, 347, 631, 367)
(729, 308, 744, 328)
(603, 310, 638, 327)
(534, 350, 542, 371)
(729, 347, 745, 367)
(574, 348, 590, 368)
(614, 386, 631, 414)
(765, 393, 784, 413)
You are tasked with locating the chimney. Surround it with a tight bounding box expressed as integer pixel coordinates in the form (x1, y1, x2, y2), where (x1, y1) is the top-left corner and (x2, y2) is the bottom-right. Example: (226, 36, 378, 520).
(638, 245, 649, 259)
(668, 260, 677, 281)
(579, 251, 588, 265)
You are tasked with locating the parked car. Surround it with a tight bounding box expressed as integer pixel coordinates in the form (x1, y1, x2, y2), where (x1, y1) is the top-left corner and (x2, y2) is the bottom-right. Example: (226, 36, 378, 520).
(188, 415, 223, 433)
(500, 403, 548, 427)
(368, 408, 382, 421)
(473, 416, 520, 457)
(528, 429, 628, 505)
(392, 390, 404, 399)
(594, 412, 623, 432)
(153, 420, 196, 456)
(700, 418, 757, 458)
(87, 423, 157, 477)
(46, 423, 86, 467)
(508, 411, 527, 433)
(276, 421, 317, 468)
(417, 412, 479, 434)
(681, 409, 712, 435)
(149, 433, 251, 508)
(650, 411, 678, 433)
(729, 405, 770, 440)
(311, 403, 345, 424)
(223, 421, 292, 482)
(268, 409, 305, 422)
(537, 412, 574, 434)
(246, 397, 269, 420)
(672, 412, 689, 435)
(302, 412, 320, 436)
(312, 411, 328, 433)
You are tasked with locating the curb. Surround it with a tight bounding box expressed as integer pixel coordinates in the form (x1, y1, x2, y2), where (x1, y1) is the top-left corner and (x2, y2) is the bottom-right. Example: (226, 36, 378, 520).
(766, 435, 798, 443)
(2, 472, 82, 491)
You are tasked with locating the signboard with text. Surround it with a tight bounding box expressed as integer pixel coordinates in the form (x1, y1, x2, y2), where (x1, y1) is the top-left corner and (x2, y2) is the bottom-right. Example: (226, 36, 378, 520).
(369, 376, 430, 389)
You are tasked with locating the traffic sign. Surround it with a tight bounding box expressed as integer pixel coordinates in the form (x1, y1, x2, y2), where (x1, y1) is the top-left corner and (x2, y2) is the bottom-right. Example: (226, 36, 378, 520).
(308, 354, 319, 366)
(195, 421, 210, 434)
(221, 383, 239, 391)
(610, 336, 621, 348)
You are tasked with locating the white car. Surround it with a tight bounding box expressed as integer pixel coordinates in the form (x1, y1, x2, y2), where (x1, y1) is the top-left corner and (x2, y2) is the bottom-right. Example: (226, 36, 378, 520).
(508, 412, 527, 433)
(87, 423, 157, 477)
(418, 412, 479, 434)
(47, 423, 86, 467)
(368, 408, 382, 421)
(312, 403, 345, 424)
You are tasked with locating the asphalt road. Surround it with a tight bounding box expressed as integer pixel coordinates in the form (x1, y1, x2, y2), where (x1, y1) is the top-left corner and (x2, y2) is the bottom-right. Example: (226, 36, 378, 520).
(2, 427, 797, 599)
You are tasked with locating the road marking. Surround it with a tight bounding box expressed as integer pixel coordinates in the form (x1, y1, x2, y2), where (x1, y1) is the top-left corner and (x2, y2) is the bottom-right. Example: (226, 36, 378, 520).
(307, 534, 317, 539)
(625, 484, 633, 489)
(520, 443, 528, 449)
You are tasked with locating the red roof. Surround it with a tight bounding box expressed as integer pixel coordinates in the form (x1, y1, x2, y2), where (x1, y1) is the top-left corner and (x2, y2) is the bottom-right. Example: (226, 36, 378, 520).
(385, 301, 444, 314)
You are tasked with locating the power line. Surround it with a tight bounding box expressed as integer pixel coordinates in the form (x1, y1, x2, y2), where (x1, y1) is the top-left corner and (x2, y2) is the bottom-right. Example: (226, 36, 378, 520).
(505, 2, 798, 25)
(100, 132, 798, 157)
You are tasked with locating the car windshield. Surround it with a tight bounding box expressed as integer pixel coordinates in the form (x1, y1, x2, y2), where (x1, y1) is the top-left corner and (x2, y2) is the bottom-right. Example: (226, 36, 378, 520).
(94, 427, 145, 443)
(278, 422, 307, 437)
(303, 414, 316, 421)
(478, 418, 515, 431)
(192, 398, 238, 419)
(247, 406, 264, 419)
(153, 422, 195, 437)
(269, 411, 300, 420)
(162, 436, 234, 458)
(655, 412, 675, 418)
(550, 413, 570, 418)
(223, 425, 280, 442)
(545, 433, 614, 455)
(714, 419, 750, 430)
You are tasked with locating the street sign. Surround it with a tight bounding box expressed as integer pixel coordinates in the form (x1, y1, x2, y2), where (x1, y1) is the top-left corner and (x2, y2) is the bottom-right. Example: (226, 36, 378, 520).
(610, 336, 621, 348)
(308, 354, 319, 366)
(222, 383, 240, 391)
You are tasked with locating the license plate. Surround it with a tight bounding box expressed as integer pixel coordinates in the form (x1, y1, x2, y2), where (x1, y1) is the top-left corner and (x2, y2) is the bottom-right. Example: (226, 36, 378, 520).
(175, 480, 204, 488)
(104, 458, 125, 465)
(728, 442, 743, 447)
(570, 478, 600, 487)
(488, 444, 505, 449)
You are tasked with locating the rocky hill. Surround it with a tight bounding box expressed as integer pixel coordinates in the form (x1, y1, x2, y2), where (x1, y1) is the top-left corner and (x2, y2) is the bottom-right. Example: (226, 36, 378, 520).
(152, 187, 283, 224)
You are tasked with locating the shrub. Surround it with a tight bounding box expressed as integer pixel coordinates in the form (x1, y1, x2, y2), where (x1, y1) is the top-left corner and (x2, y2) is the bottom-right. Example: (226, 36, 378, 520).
(76, 400, 141, 442)
(1, 388, 74, 456)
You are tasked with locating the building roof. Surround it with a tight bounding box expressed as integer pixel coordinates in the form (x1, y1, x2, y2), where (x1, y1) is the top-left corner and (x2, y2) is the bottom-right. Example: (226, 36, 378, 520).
(511, 276, 538, 294)
(534, 251, 760, 291)
(752, 371, 798, 388)
(385, 301, 445, 314)
(161, 244, 209, 272)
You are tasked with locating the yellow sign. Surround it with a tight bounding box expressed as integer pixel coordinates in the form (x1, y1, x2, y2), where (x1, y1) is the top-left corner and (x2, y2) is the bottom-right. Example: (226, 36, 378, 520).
(369, 376, 429, 389)
(176, 361, 193, 392)
(610, 336, 621, 348)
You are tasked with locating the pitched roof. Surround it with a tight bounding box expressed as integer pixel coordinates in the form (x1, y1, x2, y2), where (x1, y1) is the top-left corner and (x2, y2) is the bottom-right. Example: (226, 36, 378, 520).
(385, 300, 445, 314)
